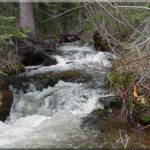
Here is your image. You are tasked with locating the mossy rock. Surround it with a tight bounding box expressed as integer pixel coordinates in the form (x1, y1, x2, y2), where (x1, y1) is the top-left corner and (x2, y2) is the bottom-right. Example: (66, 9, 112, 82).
(140, 114, 150, 125)
(8, 69, 93, 92)
(36, 69, 93, 86)
(50, 70, 93, 81)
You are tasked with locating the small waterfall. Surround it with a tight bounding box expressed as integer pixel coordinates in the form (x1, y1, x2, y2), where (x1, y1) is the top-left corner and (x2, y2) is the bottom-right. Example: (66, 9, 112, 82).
(10, 80, 106, 120)
(0, 42, 115, 148)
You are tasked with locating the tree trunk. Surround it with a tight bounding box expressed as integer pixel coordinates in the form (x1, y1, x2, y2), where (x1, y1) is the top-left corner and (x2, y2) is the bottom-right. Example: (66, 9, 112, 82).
(20, 2, 36, 38)
(78, 2, 84, 32)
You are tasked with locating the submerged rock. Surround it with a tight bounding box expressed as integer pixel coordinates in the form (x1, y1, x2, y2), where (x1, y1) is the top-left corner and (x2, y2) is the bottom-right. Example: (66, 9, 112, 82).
(82, 95, 122, 129)
(0, 79, 13, 121)
(82, 109, 122, 131)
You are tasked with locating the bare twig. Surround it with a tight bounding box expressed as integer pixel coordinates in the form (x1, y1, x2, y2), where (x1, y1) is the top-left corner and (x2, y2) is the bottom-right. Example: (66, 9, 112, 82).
(42, 3, 89, 23)
(119, 130, 129, 149)
(116, 54, 150, 68)
(117, 5, 150, 11)
(98, 3, 127, 26)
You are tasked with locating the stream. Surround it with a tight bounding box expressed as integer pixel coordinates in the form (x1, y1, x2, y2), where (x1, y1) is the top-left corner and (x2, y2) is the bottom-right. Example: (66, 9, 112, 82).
(0, 42, 149, 149)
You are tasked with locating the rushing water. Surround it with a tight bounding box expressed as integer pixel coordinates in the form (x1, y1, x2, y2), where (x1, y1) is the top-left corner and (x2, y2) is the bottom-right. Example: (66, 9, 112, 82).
(0, 42, 149, 149)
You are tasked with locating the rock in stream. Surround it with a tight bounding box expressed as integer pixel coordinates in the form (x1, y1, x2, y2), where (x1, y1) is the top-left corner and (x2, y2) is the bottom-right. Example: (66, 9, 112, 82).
(0, 78, 13, 121)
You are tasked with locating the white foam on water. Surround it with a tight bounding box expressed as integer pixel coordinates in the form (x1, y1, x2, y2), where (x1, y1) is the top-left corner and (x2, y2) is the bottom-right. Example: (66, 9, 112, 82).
(0, 113, 84, 148)
(58, 45, 94, 52)
(0, 110, 102, 148)
(25, 45, 115, 77)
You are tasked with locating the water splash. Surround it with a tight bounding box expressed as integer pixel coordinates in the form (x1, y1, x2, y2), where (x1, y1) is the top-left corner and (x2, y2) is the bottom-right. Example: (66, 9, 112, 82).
(10, 80, 105, 121)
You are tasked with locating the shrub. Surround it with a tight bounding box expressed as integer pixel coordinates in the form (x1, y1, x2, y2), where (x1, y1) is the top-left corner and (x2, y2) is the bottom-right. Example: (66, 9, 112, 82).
(0, 15, 28, 44)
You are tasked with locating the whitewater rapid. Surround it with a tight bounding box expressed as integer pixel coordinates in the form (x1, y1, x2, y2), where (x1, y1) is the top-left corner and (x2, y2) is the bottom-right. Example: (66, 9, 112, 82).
(0, 42, 115, 148)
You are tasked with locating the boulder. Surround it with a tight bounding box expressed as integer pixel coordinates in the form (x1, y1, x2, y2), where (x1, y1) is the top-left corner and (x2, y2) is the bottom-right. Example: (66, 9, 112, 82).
(98, 95, 122, 109)
(0, 79, 13, 121)
(58, 33, 80, 43)
(19, 42, 57, 66)
(43, 56, 57, 66)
